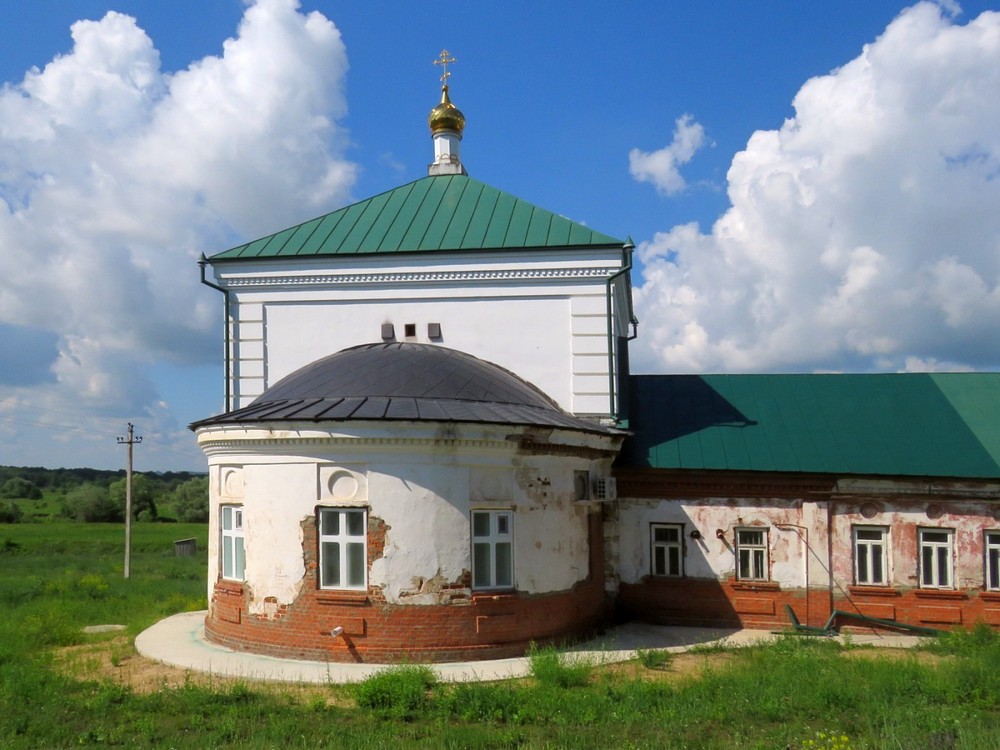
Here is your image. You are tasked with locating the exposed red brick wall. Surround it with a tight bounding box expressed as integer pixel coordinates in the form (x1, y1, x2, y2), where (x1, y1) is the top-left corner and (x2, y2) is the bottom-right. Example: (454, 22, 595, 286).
(617, 576, 1000, 633)
(205, 509, 608, 662)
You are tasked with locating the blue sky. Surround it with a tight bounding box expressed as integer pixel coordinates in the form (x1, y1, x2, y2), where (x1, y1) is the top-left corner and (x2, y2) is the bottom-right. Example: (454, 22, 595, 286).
(1, 0, 998, 471)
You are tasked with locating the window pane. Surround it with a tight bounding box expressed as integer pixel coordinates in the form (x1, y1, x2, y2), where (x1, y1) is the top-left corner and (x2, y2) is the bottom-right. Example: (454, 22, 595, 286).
(654, 526, 679, 543)
(922, 546, 934, 585)
(753, 549, 765, 580)
(857, 545, 870, 583)
(937, 547, 949, 587)
(857, 529, 882, 541)
(347, 542, 365, 587)
(223, 538, 233, 579)
(989, 549, 1000, 590)
(668, 547, 680, 576)
(222, 506, 232, 530)
(496, 514, 510, 536)
(473, 542, 491, 587)
(346, 510, 363, 537)
(922, 531, 948, 544)
(871, 547, 883, 584)
(739, 530, 764, 546)
(653, 546, 665, 575)
(234, 537, 245, 579)
(495, 542, 512, 587)
(322, 541, 341, 587)
(472, 513, 490, 538)
(321, 510, 339, 536)
(738, 549, 750, 579)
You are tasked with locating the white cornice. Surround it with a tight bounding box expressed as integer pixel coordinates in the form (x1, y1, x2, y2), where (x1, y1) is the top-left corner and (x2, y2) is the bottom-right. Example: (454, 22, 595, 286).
(220, 266, 620, 288)
(197, 433, 518, 457)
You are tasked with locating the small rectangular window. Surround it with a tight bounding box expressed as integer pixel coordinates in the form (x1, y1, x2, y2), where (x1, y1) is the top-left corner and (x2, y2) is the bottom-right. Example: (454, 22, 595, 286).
(318, 508, 367, 590)
(986, 531, 1000, 592)
(853, 526, 889, 586)
(221, 504, 245, 581)
(651, 523, 683, 577)
(471, 510, 513, 590)
(919, 528, 954, 589)
(736, 528, 768, 582)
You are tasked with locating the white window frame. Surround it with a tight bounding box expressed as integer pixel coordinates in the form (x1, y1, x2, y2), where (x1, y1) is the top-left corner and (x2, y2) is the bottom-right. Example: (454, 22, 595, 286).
(318, 507, 368, 591)
(736, 528, 769, 582)
(919, 528, 954, 590)
(985, 531, 1000, 592)
(650, 523, 684, 577)
(471, 510, 514, 590)
(220, 504, 245, 581)
(853, 526, 889, 586)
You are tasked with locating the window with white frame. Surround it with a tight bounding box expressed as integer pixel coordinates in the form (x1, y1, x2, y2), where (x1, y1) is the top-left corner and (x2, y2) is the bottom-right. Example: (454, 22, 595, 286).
(651, 523, 684, 577)
(220, 504, 245, 581)
(986, 531, 1000, 592)
(318, 508, 367, 590)
(736, 528, 768, 581)
(471, 510, 513, 590)
(919, 528, 954, 589)
(853, 526, 889, 586)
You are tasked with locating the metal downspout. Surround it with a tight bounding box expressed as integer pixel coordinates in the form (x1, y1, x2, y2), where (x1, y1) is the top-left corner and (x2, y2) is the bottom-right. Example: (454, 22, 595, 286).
(198, 254, 232, 413)
(606, 240, 638, 420)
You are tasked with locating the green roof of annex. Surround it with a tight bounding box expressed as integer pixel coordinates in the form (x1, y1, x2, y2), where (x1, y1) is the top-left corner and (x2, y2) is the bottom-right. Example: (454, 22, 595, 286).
(619, 372, 1000, 480)
(210, 174, 625, 261)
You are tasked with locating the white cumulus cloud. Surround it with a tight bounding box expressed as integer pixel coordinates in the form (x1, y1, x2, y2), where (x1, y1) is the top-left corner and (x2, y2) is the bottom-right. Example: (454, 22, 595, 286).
(630, 2, 1000, 374)
(0, 0, 357, 469)
(628, 114, 707, 195)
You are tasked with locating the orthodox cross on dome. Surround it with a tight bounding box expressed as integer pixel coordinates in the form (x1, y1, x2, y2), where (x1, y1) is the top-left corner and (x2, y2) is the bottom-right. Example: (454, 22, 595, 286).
(434, 49, 456, 86)
(427, 48, 466, 176)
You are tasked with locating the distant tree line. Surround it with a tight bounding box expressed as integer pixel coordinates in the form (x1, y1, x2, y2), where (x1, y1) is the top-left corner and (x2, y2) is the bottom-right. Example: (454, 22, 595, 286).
(0, 466, 208, 524)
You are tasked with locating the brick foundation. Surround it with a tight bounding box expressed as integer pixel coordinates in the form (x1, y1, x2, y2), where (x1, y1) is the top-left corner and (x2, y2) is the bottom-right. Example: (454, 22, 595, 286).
(618, 576, 1000, 633)
(205, 579, 606, 662)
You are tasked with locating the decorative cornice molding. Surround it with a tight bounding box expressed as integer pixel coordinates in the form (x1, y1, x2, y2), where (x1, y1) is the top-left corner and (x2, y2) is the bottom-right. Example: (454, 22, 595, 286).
(197, 433, 519, 456)
(222, 266, 620, 288)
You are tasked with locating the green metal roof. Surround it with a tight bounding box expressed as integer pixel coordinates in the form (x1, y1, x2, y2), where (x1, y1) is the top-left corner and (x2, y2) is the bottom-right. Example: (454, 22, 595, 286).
(210, 174, 624, 260)
(619, 373, 1000, 479)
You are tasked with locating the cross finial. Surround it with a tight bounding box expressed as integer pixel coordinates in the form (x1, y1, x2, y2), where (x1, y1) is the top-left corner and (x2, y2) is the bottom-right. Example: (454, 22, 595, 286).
(434, 49, 457, 86)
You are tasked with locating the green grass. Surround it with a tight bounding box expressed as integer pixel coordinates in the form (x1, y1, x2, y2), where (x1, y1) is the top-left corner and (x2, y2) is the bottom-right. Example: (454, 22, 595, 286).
(2, 522, 1000, 748)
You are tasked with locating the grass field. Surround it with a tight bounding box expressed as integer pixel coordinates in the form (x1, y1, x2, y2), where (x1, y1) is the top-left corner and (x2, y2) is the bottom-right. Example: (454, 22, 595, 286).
(1, 522, 999, 749)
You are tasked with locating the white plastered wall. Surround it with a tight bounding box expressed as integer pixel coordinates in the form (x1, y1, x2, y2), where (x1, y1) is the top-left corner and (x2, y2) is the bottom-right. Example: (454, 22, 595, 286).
(615, 497, 830, 589)
(212, 247, 625, 417)
(200, 421, 617, 611)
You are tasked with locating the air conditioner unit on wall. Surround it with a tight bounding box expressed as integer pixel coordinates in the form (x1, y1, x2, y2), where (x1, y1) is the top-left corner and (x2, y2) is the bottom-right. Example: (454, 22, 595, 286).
(592, 476, 617, 501)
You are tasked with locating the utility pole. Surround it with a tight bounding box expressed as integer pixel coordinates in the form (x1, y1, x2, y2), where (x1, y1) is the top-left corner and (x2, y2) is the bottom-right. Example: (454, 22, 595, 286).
(117, 423, 142, 579)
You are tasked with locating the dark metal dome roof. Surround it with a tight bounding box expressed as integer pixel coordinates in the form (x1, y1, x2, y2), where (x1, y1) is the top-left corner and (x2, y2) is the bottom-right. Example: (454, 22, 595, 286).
(191, 343, 619, 435)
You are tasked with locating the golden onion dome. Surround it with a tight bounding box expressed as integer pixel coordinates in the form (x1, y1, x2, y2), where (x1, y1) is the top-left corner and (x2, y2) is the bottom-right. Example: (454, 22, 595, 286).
(428, 85, 465, 135)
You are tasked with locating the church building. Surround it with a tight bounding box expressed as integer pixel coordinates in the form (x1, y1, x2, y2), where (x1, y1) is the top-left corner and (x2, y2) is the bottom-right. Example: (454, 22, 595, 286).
(193, 60, 1000, 663)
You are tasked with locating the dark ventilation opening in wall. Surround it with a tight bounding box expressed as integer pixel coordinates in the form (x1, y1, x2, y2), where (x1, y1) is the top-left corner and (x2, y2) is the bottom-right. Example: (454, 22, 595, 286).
(404, 323, 417, 338)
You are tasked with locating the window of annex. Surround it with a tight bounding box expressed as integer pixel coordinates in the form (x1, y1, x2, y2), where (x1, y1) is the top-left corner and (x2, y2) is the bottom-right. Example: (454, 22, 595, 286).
(918, 528, 954, 589)
(318, 507, 367, 590)
(736, 528, 769, 582)
(853, 526, 889, 586)
(220, 504, 245, 581)
(471, 510, 513, 590)
(651, 523, 684, 577)
(986, 531, 1000, 592)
